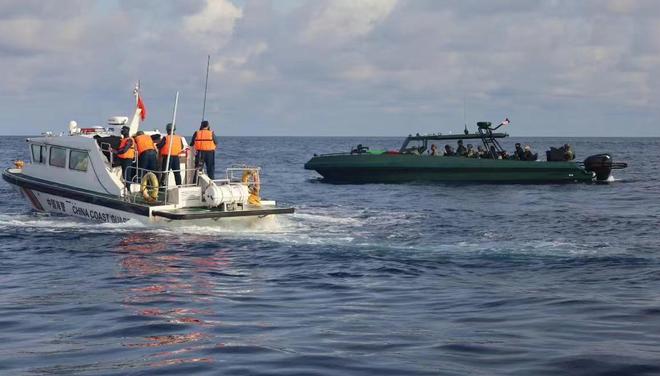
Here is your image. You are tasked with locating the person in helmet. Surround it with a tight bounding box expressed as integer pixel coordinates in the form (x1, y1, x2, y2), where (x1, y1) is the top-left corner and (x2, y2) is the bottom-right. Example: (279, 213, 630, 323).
(466, 144, 476, 158)
(514, 143, 525, 160)
(112, 126, 135, 188)
(156, 123, 185, 186)
(456, 139, 467, 157)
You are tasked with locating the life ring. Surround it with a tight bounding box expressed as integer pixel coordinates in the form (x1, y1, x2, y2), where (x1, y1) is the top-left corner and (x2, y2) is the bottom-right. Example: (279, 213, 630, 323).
(241, 169, 261, 206)
(140, 172, 159, 203)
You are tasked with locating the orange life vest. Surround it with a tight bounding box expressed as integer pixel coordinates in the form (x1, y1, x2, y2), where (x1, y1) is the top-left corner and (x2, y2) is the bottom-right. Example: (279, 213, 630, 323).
(134, 134, 156, 155)
(117, 137, 135, 160)
(194, 129, 216, 151)
(160, 135, 183, 156)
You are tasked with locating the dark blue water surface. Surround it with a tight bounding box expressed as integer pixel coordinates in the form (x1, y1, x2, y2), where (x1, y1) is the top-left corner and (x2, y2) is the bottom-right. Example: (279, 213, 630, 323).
(0, 136, 659, 375)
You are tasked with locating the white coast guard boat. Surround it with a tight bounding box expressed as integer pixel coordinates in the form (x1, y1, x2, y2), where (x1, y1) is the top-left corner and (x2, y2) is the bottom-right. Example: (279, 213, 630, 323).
(2, 88, 294, 225)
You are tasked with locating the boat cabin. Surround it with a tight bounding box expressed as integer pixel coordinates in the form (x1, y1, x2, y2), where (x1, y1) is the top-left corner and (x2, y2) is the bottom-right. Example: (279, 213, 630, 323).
(24, 135, 124, 196)
(23, 132, 193, 200)
(399, 122, 509, 158)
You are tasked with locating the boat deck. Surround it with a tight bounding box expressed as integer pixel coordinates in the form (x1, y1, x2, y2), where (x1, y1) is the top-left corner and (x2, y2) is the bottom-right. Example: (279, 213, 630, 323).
(152, 206, 294, 220)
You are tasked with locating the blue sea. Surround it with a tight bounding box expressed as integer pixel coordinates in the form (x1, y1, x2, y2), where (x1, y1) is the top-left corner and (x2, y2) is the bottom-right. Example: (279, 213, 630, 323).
(0, 136, 659, 375)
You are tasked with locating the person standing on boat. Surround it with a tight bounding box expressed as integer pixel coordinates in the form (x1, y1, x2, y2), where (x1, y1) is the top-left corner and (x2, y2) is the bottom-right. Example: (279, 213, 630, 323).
(191, 120, 217, 179)
(157, 123, 184, 186)
(134, 131, 158, 178)
(113, 126, 135, 188)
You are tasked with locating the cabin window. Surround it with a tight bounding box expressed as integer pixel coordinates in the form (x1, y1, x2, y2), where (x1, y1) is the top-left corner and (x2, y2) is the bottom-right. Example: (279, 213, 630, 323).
(31, 144, 46, 164)
(49, 146, 66, 168)
(69, 150, 89, 172)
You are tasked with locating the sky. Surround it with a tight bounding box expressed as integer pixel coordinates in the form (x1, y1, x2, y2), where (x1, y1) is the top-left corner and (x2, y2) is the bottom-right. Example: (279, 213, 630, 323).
(1, 0, 659, 137)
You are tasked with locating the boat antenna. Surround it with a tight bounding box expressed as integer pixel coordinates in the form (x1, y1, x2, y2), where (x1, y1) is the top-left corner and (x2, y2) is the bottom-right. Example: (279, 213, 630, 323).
(202, 55, 210, 122)
(164, 91, 180, 186)
(463, 96, 469, 135)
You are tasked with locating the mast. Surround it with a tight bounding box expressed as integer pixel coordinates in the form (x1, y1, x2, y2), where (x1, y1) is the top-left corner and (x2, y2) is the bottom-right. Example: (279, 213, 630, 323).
(164, 91, 179, 186)
(128, 81, 142, 136)
(202, 55, 210, 122)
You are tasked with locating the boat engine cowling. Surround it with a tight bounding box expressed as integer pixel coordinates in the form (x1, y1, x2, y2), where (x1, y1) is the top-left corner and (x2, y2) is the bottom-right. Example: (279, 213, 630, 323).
(584, 154, 613, 181)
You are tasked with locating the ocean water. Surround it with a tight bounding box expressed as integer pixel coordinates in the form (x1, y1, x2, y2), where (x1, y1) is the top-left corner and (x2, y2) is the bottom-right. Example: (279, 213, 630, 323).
(0, 135, 659, 376)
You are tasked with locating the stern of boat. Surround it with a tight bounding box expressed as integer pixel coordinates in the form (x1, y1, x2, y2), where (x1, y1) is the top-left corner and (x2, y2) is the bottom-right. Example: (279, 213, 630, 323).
(123, 166, 294, 223)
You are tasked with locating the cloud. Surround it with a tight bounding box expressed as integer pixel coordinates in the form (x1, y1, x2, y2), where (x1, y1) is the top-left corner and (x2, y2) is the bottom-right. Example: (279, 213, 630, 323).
(301, 0, 397, 45)
(0, 0, 660, 136)
(183, 0, 242, 47)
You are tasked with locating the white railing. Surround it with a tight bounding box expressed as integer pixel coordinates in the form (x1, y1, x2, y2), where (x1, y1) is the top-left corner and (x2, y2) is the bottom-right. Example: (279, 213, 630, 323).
(122, 166, 201, 204)
(120, 165, 261, 206)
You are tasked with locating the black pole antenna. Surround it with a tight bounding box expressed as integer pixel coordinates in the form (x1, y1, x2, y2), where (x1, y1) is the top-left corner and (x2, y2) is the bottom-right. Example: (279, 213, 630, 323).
(201, 55, 210, 122)
(463, 95, 469, 135)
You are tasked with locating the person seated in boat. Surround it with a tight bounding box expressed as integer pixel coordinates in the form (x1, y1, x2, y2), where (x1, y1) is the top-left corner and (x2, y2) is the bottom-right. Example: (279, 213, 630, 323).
(563, 144, 575, 160)
(523, 145, 538, 161)
(112, 126, 135, 188)
(351, 144, 369, 154)
(156, 123, 185, 186)
(456, 140, 467, 156)
(429, 144, 439, 156)
(134, 130, 158, 179)
(500, 150, 511, 160)
(444, 144, 456, 156)
(476, 145, 486, 158)
(514, 143, 525, 160)
(466, 144, 476, 158)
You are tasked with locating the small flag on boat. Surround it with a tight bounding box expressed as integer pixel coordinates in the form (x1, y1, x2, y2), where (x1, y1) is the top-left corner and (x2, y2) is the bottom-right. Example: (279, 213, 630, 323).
(499, 118, 510, 126)
(137, 95, 147, 121)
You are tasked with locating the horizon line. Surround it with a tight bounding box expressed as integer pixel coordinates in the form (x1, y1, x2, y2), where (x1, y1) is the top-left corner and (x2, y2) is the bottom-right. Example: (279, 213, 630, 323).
(2, 134, 659, 138)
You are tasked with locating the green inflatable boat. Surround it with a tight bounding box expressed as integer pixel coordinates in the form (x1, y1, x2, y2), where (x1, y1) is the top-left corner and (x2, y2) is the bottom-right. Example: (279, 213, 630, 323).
(304, 122, 627, 183)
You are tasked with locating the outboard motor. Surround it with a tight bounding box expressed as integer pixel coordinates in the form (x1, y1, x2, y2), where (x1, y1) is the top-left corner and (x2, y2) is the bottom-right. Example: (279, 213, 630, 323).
(583, 153, 629, 181)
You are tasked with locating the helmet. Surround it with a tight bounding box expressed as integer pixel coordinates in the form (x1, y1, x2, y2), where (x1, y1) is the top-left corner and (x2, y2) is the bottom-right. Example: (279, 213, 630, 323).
(166, 123, 175, 133)
(200, 120, 210, 129)
(120, 126, 130, 137)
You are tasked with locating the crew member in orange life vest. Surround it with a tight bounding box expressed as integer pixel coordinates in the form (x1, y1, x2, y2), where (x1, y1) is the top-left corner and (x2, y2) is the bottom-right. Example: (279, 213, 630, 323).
(112, 126, 135, 188)
(134, 130, 158, 178)
(191, 120, 217, 179)
(156, 123, 185, 186)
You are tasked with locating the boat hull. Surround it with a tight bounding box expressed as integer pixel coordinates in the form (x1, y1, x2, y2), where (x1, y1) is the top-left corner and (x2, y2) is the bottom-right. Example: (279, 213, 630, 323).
(304, 154, 595, 183)
(3, 169, 293, 225)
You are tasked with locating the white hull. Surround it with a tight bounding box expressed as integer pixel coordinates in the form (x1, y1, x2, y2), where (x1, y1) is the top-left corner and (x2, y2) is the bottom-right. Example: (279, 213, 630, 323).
(10, 183, 272, 227)
(15, 185, 142, 223)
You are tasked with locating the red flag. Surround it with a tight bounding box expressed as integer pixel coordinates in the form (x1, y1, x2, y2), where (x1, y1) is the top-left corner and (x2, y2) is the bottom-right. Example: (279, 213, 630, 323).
(137, 95, 147, 121)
